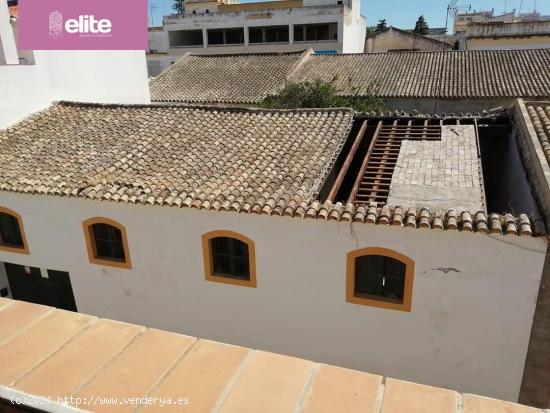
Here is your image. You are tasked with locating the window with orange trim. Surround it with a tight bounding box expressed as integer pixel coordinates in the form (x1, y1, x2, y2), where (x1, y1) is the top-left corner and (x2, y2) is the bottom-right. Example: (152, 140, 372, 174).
(0, 207, 29, 254)
(346, 247, 414, 312)
(202, 230, 256, 288)
(83, 218, 131, 269)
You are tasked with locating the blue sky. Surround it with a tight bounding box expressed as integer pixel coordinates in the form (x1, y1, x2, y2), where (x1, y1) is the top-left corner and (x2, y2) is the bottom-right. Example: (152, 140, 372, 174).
(149, 0, 550, 28)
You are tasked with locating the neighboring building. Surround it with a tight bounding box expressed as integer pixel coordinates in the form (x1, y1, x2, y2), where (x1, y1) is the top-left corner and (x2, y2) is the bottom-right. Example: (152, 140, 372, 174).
(365, 27, 451, 52)
(150, 49, 550, 112)
(146, 0, 366, 76)
(0, 0, 150, 129)
(0, 298, 546, 413)
(454, 9, 550, 50)
(0, 102, 548, 405)
(147, 26, 168, 77)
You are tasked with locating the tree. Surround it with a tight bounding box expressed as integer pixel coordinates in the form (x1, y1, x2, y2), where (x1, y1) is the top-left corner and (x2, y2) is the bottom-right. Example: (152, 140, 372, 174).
(261, 79, 385, 113)
(173, 0, 185, 15)
(413, 15, 429, 35)
(375, 19, 388, 32)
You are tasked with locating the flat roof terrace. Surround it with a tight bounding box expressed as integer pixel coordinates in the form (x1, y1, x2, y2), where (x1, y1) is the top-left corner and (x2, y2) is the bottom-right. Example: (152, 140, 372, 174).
(0, 298, 544, 413)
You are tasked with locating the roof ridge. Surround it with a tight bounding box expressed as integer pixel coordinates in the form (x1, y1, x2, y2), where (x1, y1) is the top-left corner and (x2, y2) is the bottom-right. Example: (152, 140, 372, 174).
(54, 101, 355, 115)
(311, 49, 550, 57)
(188, 49, 309, 58)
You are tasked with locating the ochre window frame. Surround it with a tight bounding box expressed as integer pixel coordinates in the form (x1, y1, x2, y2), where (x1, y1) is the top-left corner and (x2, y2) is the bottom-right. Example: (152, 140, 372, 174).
(202, 230, 257, 288)
(346, 247, 414, 312)
(0, 207, 29, 255)
(82, 217, 132, 269)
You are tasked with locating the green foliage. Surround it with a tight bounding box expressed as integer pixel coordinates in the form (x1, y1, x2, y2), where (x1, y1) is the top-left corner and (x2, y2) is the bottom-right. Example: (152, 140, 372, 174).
(173, 0, 185, 15)
(413, 15, 429, 35)
(261, 79, 385, 113)
(375, 19, 388, 32)
(366, 26, 376, 37)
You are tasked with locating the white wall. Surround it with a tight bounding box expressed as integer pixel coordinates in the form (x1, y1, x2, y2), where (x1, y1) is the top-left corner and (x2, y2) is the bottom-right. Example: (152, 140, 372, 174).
(0, 191, 545, 402)
(0, 6, 151, 129)
(0, 50, 151, 129)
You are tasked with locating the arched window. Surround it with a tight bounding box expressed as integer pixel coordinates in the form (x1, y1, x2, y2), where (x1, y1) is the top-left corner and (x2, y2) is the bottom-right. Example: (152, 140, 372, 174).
(83, 218, 131, 269)
(202, 230, 256, 288)
(346, 247, 414, 312)
(0, 207, 29, 254)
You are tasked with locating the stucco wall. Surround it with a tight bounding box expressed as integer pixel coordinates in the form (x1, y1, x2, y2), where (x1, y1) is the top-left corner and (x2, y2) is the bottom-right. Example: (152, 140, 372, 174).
(0, 50, 151, 129)
(365, 28, 449, 52)
(466, 36, 550, 50)
(0, 9, 151, 129)
(385, 97, 515, 114)
(0, 191, 545, 403)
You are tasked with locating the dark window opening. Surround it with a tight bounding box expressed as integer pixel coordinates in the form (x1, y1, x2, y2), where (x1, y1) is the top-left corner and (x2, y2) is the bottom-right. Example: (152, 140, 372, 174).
(225, 28, 244, 44)
(249, 26, 289, 43)
(294, 23, 338, 42)
(208, 29, 224, 45)
(91, 223, 126, 262)
(354, 255, 406, 304)
(207, 28, 244, 45)
(0, 212, 23, 249)
(211, 237, 250, 280)
(169, 29, 203, 47)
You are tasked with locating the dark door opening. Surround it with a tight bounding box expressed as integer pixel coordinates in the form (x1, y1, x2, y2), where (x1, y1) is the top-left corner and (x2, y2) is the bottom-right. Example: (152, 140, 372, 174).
(4, 263, 77, 312)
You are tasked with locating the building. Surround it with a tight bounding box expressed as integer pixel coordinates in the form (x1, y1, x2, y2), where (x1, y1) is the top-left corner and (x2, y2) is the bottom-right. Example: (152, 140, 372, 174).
(149, 49, 550, 113)
(0, 101, 548, 406)
(454, 9, 550, 50)
(0, 298, 545, 413)
(365, 27, 451, 52)
(0, 0, 150, 129)
(146, 0, 366, 76)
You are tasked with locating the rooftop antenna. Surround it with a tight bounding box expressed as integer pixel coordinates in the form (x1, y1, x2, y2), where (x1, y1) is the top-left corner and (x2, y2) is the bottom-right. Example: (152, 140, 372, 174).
(534, 0, 538, 13)
(504, 0, 507, 13)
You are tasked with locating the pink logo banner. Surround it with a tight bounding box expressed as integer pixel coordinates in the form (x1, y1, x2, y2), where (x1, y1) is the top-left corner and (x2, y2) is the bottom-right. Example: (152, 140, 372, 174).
(18, 0, 148, 50)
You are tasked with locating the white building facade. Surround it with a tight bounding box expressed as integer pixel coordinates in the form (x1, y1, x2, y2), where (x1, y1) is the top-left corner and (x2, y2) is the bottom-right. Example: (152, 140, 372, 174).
(454, 9, 550, 50)
(0, 1, 150, 129)
(147, 0, 366, 76)
(0, 190, 545, 404)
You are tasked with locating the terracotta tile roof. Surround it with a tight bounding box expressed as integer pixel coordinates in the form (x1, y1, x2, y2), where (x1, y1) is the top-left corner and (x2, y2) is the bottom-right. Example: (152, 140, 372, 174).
(290, 50, 550, 98)
(0, 298, 543, 413)
(525, 101, 550, 166)
(150, 50, 308, 103)
(151, 49, 550, 103)
(0, 102, 538, 236)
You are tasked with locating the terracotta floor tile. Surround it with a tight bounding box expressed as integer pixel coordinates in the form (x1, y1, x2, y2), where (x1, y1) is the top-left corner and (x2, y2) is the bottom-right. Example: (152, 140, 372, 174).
(0, 301, 51, 344)
(0, 297, 12, 308)
(0, 310, 94, 385)
(463, 394, 541, 413)
(381, 378, 457, 413)
(303, 365, 382, 413)
(219, 351, 314, 413)
(74, 329, 195, 413)
(142, 340, 249, 413)
(15, 319, 142, 399)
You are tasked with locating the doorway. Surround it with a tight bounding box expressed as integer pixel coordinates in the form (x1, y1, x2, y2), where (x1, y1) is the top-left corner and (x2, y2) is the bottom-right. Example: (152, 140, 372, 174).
(4, 263, 77, 312)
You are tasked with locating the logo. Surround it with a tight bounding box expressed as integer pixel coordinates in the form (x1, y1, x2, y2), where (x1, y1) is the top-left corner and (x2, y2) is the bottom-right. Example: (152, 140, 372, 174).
(48, 11, 63, 39)
(19, 0, 147, 50)
(47, 13, 113, 39)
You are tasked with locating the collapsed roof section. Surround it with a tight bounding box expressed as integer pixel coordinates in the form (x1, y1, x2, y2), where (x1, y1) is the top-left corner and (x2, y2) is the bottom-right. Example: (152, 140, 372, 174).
(0, 102, 542, 236)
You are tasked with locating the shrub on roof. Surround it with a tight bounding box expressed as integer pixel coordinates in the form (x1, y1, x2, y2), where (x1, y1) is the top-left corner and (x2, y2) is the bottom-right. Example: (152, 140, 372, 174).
(260, 79, 385, 113)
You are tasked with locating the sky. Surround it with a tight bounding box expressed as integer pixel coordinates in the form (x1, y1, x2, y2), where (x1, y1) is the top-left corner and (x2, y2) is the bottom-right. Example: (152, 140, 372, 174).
(148, 0, 550, 28)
